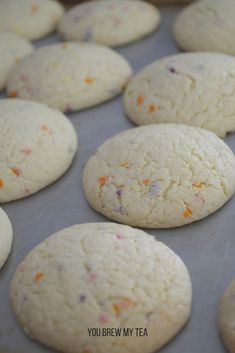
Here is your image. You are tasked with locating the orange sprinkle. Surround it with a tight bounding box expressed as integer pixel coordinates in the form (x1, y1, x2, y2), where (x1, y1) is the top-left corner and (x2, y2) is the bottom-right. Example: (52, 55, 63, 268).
(0, 179, 4, 188)
(9, 90, 18, 98)
(61, 43, 68, 49)
(148, 104, 157, 113)
(31, 4, 39, 14)
(41, 124, 52, 134)
(112, 298, 135, 315)
(98, 176, 109, 186)
(34, 272, 44, 282)
(10, 167, 21, 177)
(137, 95, 144, 106)
(192, 182, 206, 188)
(84, 77, 95, 84)
(183, 207, 193, 218)
(143, 179, 152, 186)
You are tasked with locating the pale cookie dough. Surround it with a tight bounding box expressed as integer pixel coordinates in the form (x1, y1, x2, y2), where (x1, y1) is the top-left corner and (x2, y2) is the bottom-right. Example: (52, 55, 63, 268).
(174, 0, 235, 56)
(0, 208, 13, 270)
(58, 0, 160, 47)
(6, 42, 133, 112)
(11, 222, 192, 353)
(124, 52, 235, 138)
(219, 279, 235, 353)
(0, 99, 77, 203)
(0, 32, 33, 91)
(83, 124, 235, 228)
(0, 0, 64, 41)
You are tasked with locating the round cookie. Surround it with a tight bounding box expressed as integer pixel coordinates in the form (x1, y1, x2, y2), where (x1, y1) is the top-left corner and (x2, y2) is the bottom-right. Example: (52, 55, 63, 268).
(0, 32, 33, 91)
(11, 222, 192, 353)
(0, 208, 13, 270)
(6, 42, 133, 112)
(174, 0, 235, 56)
(124, 52, 235, 138)
(58, 0, 160, 47)
(219, 279, 235, 353)
(83, 124, 235, 229)
(0, 99, 77, 203)
(0, 0, 64, 41)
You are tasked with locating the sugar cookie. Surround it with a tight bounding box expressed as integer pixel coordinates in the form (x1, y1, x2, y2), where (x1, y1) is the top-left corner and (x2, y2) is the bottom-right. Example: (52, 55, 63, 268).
(0, 208, 13, 270)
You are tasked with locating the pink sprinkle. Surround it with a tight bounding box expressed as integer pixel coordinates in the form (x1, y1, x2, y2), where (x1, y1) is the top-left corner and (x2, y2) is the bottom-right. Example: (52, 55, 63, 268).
(89, 273, 97, 283)
(116, 233, 125, 240)
(24, 187, 31, 194)
(194, 194, 205, 206)
(99, 313, 109, 323)
(21, 148, 32, 155)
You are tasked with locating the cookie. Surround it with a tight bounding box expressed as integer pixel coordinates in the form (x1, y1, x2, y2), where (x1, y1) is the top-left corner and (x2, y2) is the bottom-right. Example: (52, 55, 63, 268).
(11, 222, 192, 353)
(124, 52, 235, 138)
(0, 0, 64, 41)
(0, 32, 33, 91)
(0, 99, 77, 203)
(219, 279, 235, 353)
(58, 0, 160, 47)
(83, 124, 235, 228)
(6, 42, 133, 112)
(174, 0, 235, 56)
(0, 208, 13, 270)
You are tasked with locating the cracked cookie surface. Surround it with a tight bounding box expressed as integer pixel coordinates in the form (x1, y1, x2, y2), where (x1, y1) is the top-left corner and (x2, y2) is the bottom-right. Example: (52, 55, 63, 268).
(0, 0, 64, 40)
(124, 52, 235, 137)
(6, 42, 133, 112)
(0, 99, 77, 202)
(0, 207, 13, 270)
(174, 0, 235, 55)
(83, 124, 235, 228)
(58, 0, 160, 47)
(11, 222, 192, 353)
(0, 32, 33, 91)
(219, 279, 235, 353)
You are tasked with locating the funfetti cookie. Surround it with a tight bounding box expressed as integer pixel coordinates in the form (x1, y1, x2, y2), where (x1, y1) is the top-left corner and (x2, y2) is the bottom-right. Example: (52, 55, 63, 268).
(0, 0, 64, 41)
(11, 222, 192, 353)
(0, 208, 13, 270)
(83, 124, 235, 229)
(0, 32, 33, 91)
(6, 42, 133, 112)
(219, 279, 235, 353)
(174, 0, 235, 56)
(124, 52, 235, 138)
(58, 0, 160, 47)
(0, 99, 77, 203)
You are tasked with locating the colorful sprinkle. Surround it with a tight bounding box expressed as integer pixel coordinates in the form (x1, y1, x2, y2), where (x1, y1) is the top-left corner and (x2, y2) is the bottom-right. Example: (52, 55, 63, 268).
(116, 189, 123, 199)
(99, 313, 109, 323)
(143, 179, 152, 186)
(34, 272, 44, 282)
(192, 182, 206, 188)
(149, 182, 158, 198)
(9, 90, 18, 98)
(120, 161, 131, 169)
(84, 77, 95, 84)
(89, 273, 97, 283)
(112, 298, 135, 315)
(148, 104, 157, 113)
(31, 4, 39, 14)
(41, 124, 52, 134)
(98, 176, 109, 186)
(61, 43, 68, 49)
(79, 294, 87, 303)
(168, 67, 177, 74)
(10, 167, 21, 177)
(183, 207, 193, 218)
(137, 95, 144, 106)
(116, 233, 125, 240)
(21, 148, 32, 156)
(0, 179, 4, 188)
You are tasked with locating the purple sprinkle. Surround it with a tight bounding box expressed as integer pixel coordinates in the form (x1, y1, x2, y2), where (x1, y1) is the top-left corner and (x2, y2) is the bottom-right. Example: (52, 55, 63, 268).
(79, 294, 87, 303)
(115, 205, 125, 215)
(149, 182, 158, 198)
(168, 67, 177, 74)
(116, 189, 123, 198)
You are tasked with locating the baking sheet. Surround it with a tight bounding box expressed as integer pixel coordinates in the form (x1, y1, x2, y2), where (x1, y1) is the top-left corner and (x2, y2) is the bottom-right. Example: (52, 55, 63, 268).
(0, 6, 233, 353)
